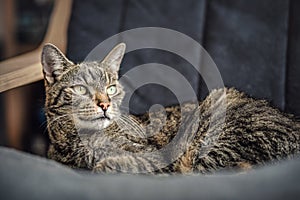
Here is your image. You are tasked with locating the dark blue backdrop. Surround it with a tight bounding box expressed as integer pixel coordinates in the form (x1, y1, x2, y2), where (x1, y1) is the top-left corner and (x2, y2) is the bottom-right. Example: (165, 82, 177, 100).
(67, 0, 300, 116)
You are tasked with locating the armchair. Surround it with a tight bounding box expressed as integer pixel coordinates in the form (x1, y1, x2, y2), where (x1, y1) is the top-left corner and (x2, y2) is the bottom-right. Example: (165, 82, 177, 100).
(1, 1, 300, 200)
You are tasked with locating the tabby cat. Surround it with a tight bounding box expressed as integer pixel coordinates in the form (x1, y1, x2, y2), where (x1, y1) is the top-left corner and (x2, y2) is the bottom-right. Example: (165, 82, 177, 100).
(42, 43, 300, 174)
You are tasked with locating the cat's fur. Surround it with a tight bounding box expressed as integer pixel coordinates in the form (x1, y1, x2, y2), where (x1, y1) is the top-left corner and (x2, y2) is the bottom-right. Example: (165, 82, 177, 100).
(42, 43, 300, 174)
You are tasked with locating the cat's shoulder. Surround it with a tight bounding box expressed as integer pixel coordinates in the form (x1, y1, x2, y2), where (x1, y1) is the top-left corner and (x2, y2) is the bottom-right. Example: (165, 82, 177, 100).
(207, 87, 262, 102)
(203, 87, 270, 110)
(208, 87, 247, 99)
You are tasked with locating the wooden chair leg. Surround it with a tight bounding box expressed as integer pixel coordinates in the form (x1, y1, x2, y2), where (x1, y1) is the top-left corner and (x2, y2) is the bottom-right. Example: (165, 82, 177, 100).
(1, 0, 72, 150)
(5, 87, 30, 150)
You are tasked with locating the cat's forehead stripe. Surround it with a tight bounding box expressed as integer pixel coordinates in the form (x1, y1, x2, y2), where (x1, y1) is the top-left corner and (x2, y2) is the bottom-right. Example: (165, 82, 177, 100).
(105, 72, 110, 84)
(75, 63, 115, 87)
(87, 68, 97, 80)
(81, 73, 88, 83)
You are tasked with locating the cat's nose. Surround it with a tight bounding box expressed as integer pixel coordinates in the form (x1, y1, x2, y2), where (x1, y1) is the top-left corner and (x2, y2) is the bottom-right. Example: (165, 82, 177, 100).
(98, 102, 110, 111)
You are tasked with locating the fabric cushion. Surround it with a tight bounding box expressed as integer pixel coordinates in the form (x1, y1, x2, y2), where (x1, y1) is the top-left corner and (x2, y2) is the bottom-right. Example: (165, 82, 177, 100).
(1, 146, 300, 200)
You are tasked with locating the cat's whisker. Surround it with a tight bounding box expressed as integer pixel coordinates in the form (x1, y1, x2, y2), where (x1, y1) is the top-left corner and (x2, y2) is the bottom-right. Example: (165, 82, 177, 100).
(41, 121, 49, 135)
(39, 119, 49, 129)
(116, 119, 145, 139)
(44, 114, 70, 134)
(117, 115, 146, 138)
(119, 105, 131, 109)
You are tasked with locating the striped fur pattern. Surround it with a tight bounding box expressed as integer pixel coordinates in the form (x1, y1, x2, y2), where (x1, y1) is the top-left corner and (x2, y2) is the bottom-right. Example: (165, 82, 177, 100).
(42, 43, 300, 174)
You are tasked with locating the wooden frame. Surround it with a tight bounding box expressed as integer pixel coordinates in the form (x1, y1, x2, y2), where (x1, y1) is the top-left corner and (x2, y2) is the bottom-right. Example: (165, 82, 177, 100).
(0, 0, 73, 93)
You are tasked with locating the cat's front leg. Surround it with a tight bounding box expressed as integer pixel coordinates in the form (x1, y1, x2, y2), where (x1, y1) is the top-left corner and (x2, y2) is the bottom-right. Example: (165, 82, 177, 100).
(93, 155, 160, 174)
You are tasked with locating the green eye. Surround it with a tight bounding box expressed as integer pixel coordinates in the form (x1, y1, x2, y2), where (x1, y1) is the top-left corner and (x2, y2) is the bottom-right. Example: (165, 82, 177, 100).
(73, 85, 87, 95)
(107, 85, 117, 95)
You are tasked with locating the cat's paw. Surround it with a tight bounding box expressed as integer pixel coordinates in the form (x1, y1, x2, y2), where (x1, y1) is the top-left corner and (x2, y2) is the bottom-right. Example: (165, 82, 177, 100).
(92, 158, 119, 174)
(92, 155, 158, 174)
(93, 156, 140, 174)
(235, 162, 252, 174)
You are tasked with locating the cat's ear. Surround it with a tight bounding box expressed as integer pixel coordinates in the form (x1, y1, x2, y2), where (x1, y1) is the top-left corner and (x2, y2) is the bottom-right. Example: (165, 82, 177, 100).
(102, 43, 126, 72)
(41, 43, 73, 84)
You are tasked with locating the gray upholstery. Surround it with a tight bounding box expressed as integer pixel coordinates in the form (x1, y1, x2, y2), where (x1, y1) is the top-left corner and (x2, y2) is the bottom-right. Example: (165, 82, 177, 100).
(286, 0, 300, 116)
(1, 146, 300, 200)
(202, 0, 288, 109)
(67, 0, 300, 115)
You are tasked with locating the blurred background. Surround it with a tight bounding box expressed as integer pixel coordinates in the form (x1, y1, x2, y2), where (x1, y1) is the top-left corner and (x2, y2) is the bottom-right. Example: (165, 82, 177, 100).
(0, 0, 300, 157)
(0, 0, 53, 156)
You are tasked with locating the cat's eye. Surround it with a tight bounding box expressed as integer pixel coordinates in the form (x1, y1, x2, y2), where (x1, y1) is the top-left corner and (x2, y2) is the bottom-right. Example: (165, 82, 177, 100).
(73, 85, 87, 95)
(106, 85, 117, 95)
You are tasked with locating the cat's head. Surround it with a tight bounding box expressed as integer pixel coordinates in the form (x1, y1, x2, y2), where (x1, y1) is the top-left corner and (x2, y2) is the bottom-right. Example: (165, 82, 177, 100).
(42, 43, 126, 130)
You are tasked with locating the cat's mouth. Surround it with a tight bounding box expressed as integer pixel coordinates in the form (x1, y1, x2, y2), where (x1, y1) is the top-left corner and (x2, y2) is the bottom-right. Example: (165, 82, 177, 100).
(78, 115, 110, 122)
(74, 111, 115, 130)
(91, 115, 111, 121)
(74, 115, 112, 130)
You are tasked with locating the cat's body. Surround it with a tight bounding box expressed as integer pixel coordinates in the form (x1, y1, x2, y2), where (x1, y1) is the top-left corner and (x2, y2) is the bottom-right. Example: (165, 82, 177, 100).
(42, 43, 300, 174)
